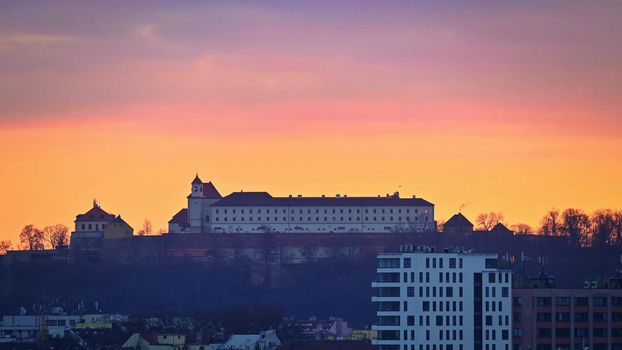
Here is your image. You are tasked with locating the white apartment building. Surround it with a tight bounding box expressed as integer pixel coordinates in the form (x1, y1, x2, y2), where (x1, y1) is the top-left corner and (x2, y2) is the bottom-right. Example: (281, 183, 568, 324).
(169, 175, 435, 234)
(372, 246, 512, 350)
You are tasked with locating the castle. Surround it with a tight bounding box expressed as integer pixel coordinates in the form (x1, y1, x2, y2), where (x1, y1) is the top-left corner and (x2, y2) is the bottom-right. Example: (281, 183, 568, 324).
(168, 174, 435, 234)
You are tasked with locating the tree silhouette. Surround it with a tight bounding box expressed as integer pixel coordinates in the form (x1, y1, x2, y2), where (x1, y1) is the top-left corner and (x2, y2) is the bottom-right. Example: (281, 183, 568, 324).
(539, 209, 560, 236)
(19, 224, 44, 250)
(43, 224, 69, 249)
(590, 209, 615, 247)
(510, 223, 533, 235)
(138, 219, 153, 236)
(475, 212, 504, 231)
(560, 208, 590, 247)
(0, 240, 11, 255)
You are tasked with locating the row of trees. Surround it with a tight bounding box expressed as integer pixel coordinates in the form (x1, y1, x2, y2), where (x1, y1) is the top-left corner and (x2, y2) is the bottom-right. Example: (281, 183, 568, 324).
(0, 224, 70, 254)
(474, 209, 622, 247)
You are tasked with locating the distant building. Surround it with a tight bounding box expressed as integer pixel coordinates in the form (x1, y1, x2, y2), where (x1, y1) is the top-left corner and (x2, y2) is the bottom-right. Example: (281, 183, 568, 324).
(512, 286, 622, 350)
(372, 245, 512, 350)
(0, 313, 92, 342)
(170, 175, 435, 234)
(123, 333, 186, 350)
(69, 201, 133, 260)
(219, 329, 281, 350)
(103, 215, 134, 239)
(443, 213, 474, 234)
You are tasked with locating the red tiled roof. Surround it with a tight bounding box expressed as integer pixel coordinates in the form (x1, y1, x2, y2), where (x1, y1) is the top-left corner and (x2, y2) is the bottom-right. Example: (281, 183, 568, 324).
(168, 208, 189, 225)
(75, 204, 116, 222)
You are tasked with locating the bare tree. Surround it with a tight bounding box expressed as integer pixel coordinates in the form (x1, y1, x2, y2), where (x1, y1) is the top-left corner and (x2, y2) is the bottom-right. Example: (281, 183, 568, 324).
(137, 219, 153, 236)
(612, 211, 622, 246)
(560, 208, 591, 247)
(19, 224, 44, 250)
(42, 224, 69, 249)
(0, 240, 11, 255)
(590, 209, 615, 247)
(539, 209, 560, 236)
(510, 223, 533, 235)
(475, 212, 505, 231)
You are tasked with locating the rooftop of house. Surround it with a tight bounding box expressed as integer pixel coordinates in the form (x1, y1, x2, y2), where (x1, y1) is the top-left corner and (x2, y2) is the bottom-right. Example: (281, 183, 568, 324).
(211, 191, 434, 207)
(444, 213, 473, 228)
(75, 201, 116, 222)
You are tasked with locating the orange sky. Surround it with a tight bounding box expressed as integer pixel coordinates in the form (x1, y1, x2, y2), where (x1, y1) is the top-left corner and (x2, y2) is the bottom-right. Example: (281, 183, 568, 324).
(1, 1, 621, 244)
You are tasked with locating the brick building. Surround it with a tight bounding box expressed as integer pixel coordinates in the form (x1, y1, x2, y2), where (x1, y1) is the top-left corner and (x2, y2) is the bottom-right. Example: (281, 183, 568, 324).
(512, 287, 622, 350)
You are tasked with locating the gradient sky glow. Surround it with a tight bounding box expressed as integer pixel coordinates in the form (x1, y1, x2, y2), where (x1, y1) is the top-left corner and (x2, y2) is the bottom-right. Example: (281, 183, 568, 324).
(1, 1, 622, 243)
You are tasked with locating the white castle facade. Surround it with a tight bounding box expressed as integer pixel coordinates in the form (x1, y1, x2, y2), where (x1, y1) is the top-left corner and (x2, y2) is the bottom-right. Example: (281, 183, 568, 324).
(168, 175, 435, 234)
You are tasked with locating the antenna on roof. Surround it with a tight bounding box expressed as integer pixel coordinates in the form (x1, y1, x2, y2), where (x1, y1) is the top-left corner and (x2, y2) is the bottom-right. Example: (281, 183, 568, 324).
(93, 198, 99, 208)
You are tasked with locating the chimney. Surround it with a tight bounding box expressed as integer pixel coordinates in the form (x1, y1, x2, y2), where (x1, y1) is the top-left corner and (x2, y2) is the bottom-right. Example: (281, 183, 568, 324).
(297, 194, 302, 198)
(336, 194, 341, 198)
(321, 194, 325, 198)
(289, 194, 293, 197)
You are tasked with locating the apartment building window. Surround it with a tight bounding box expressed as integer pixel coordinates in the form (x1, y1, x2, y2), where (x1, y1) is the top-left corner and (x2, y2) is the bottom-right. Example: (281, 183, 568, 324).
(459, 258, 463, 268)
(404, 258, 411, 268)
(593, 297, 608, 306)
(574, 328, 588, 337)
(488, 273, 496, 283)
(537, 328, 551, 337)
(555, 296, 570, 306)
(575, 297, 588, 306)
(574, 312, 588, 322)
(422, 301, 429, 311)
(593, 312, 608, 322)
(593, 328, 607, 337)
(502, 287, 509, 297)
(449, 258, 456, 268)
(613, 297, 622, 306)
(535, 297, 552, 306)
(556, 312, 570, 322)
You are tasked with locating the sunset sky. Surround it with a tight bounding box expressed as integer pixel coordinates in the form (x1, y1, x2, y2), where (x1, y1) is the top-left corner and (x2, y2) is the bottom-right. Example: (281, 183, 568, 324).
(1, 1, 622, 244)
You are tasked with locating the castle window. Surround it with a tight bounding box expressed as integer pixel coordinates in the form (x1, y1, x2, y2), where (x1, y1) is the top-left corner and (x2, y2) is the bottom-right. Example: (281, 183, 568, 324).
(81, 224, 85, 230)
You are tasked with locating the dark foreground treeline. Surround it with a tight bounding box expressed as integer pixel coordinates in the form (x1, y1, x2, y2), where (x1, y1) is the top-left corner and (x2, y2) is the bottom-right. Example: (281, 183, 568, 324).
(1, 239, 621, 326)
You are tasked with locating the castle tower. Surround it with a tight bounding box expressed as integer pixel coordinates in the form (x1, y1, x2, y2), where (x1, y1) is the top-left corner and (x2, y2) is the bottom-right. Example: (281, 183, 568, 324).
(187, 174, 222, 233)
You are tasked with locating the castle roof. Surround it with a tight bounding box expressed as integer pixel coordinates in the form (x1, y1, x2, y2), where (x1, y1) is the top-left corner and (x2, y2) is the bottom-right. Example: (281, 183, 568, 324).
(444, 213, 473, 228)
(192, 174, 203, 185)
(211, 191, 433, 207)
(169, 208, 189, 225)
(202, 181, 222, 199)
(75, 204, 116, 222)
(110, 215, 129, 225)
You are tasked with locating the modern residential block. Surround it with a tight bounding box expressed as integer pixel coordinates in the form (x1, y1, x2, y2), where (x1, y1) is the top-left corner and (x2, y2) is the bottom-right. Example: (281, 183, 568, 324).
(372, 245, 512, 350)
